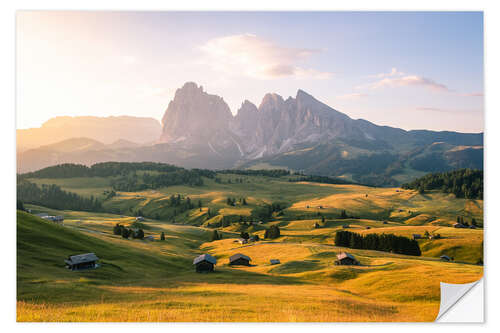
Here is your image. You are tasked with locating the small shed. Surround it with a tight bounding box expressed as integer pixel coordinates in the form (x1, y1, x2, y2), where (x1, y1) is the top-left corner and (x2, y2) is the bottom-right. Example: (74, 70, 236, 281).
(413, 234, 422, 240)
(383, 221, 388, 224)
(270, 259, 280, 265)
(342, 224, 349, 229)
(35, 213, 48, 218)
(65, 253, 99, 271)
(335, 252, 360, 266)
(193, 254, 217, 273)
(469, 225, 477, 229)
(440, 255, 452, 262)
(453, 223, 465, 228)
(229, 253, 251, 266)
(136, 216, 145, 222)
(145, 235, 155, 241)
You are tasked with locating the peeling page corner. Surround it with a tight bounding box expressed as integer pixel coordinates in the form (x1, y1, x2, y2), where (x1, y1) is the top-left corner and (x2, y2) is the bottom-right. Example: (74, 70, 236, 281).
(436, 278, 484, 322)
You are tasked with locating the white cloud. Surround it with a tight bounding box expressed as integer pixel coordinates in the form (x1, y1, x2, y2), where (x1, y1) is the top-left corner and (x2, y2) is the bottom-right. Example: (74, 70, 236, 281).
(359, 68, 450, 92)
(368, 67, 405, 78)
(199, 34, 332, 80)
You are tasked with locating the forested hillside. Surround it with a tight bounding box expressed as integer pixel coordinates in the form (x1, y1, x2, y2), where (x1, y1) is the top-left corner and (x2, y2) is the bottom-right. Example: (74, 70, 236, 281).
(402, 169, 483, 199)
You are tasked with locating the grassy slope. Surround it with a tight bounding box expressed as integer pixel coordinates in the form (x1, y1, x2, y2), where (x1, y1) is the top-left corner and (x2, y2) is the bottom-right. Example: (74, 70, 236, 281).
(25, 173, 483, 263)
(29, 174, 483, 224)
(17, 207, 483, 322)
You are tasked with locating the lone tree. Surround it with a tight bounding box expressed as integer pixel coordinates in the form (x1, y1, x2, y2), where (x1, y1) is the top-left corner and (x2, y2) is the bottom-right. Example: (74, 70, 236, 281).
(211, 230, 221, 241)
(133, 229, 145, 239)
(264, 225, 280, 239)
(121, 228, 131, 239)
(160, 232, 165, 241)
(240, 231, 250, 240)
(340, 210, 348, 219)
(113, 223, 123, 235)
(17, 200, 25, 211)
(321, 215, 325, 223)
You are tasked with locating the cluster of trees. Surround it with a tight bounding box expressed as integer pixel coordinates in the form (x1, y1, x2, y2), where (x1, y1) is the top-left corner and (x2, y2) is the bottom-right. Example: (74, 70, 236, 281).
(456, 216, 479, 227)
(20, 162, 216, 179)
(335, 231, 421, 256)
(17, 180, 102, 212)
(339, 210, 358, 219)
(288, 175, 354, 185)
(402, 169, 483, 199)
(218, 169, 290, 178)
(113, 223, 144, 239)
(19, 162, 215, 192)
(111, 169, 206, 191)
(264, 225, 281, 239)
(226, 197, 248, 206)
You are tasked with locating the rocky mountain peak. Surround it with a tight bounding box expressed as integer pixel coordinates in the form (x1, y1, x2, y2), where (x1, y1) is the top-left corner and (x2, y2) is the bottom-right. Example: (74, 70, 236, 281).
(159, 82, 233, 144)
(259, 93, 285, 110)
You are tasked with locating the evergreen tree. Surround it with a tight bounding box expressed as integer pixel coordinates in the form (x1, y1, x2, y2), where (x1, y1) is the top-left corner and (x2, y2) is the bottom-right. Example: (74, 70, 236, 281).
(211, 230, 220, 241)
(113, 223, 123, 235)
(160, 232, 165, 241)
(265, 225, 280, 239)
(121, 228, 130, 239)
(240, 231, 250, 240)
(134, 229, 144, 239)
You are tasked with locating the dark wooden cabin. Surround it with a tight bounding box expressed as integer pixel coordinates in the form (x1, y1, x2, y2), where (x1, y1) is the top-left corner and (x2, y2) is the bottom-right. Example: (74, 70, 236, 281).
(193, 254, 217, 273)
(229, 253, 251, 266)
(334, 252, 360, 266)
(65, 253, 99, 271)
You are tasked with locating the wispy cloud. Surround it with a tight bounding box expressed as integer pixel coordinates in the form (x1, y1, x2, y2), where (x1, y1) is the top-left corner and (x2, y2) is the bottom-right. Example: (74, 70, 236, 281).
(199, 34, 332, 80)
(337, 93, 368, 100)
(368, 67, 405, 78)
(358, 68, 450, 93)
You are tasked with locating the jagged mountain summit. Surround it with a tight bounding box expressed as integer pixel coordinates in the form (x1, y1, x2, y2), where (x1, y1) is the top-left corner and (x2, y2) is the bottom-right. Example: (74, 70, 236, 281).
(17, 82, 483, 185)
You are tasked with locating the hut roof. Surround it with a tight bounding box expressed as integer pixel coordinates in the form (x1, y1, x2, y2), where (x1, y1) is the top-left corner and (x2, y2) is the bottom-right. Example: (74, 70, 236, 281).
(337, 252, 356, 260)
(65, 253, 99, 265)
(440, 255, 451, 261)
(270, 259, 280, 265)
(229, 253, 251, 262)
(193, 254, 217, 265)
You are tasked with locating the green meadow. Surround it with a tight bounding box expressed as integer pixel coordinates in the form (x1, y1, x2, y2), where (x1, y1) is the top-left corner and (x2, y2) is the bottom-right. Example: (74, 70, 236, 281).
(18, 173, 483, 321)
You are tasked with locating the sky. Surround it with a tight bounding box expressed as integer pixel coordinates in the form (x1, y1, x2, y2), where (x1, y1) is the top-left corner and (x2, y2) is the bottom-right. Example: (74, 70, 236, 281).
(16, 11, 484, 132)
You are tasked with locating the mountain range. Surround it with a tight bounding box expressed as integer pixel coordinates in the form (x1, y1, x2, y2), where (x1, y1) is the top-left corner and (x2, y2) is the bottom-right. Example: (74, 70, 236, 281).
(17, 82, 483, 185)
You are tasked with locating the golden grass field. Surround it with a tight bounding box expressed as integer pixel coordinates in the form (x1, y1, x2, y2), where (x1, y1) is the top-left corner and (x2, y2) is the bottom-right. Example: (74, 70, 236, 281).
(18, 175, 483, 322)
